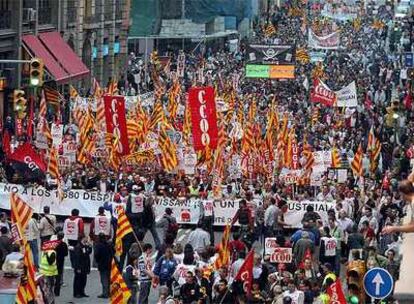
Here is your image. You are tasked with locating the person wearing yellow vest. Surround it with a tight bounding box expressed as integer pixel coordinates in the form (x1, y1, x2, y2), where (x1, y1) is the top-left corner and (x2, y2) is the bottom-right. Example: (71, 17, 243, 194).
(39, 240, 59, 304)
(188, 179, 200, 198)
(321, 262, 337, 288)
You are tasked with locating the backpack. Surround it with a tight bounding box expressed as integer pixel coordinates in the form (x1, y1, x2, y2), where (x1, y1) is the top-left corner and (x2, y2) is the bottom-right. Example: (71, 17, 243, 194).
(166, 216, 179, 236)
(238, 208, 249, 225)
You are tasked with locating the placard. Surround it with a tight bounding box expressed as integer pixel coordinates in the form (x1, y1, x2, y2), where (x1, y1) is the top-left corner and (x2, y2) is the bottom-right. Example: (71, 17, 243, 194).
(264, 238, 293, 263)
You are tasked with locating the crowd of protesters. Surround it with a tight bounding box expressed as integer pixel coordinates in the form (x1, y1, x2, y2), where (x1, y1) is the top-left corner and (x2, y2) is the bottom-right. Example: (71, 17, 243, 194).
(0, 1, 414, 304)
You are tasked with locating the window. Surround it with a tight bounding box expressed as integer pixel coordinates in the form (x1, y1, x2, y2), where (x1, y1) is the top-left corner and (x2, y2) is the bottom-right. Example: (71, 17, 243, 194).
(0, 0, 9, 10)
(85, 0, 92, 17)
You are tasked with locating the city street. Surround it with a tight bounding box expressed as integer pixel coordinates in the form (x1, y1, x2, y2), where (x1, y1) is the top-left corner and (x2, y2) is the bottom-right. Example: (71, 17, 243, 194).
(57, 227, 264, 303)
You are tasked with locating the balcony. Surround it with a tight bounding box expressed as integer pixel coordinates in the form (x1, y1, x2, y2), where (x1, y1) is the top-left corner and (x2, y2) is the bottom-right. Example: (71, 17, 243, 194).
(38, 7, 52, 25)
(0, 10, 12, 30)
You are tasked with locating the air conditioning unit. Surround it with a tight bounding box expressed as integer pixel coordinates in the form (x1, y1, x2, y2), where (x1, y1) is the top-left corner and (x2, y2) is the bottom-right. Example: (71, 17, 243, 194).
(23, 8, 37, 23)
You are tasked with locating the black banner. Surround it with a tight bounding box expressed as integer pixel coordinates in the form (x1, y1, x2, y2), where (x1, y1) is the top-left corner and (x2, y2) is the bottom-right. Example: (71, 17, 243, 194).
(246, 44, 296, 65)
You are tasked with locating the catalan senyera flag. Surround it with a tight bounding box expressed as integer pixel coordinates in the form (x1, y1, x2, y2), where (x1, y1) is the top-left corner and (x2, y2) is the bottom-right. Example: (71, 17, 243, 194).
(15, 242, 37, 304)
(214, 224, 231, 269)
(331, 147, 341, 168)
(93, 78, 105, 130)
(107, 79, 119, 96)
(149, 100, 165, 130)
(264, 22, 276, 37)
(43, 86, 61, 107)
(296, 47, 310, 64)
(182, 103, 192, 144)
(39, 89, 47, 119)
(109, 136, 121, 171)
(311, 107, 319, 126)
(10, 193, 33, 236)
(212, 147, 224, 198)
(110, 258, 131, 304)
(370, 139, 382, 174)
(303, 141, 314, 172)
(48, 147, 64, 201)
(114, 207, 133, 256)
(241, 123, 255, 154)
(158, 126, 178, 172)
(351, 144, 363, 177)
(69, 85, 79, 99)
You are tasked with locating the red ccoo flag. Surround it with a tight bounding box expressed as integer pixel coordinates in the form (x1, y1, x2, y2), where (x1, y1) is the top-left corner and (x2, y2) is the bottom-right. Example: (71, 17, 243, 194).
(234, 249, 255, 295)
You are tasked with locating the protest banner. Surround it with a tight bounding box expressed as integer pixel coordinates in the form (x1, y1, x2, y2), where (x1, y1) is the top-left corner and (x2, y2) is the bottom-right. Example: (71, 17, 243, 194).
(308, 30, 340, 50)
(264, 238, 293, 263)
(0, 183, 333, 227)
(335, 81, 357, 107)
(51, 123, 63, 147)
(188, 87, 219, 151)
(103, 95, 130, 155)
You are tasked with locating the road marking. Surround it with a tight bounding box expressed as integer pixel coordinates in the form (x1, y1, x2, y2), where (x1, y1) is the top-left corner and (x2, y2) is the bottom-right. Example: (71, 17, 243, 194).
(64, 266, 98, 271)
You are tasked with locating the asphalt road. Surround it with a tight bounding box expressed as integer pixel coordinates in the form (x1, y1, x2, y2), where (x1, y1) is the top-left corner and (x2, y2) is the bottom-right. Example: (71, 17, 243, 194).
(56, 226, 263, 303)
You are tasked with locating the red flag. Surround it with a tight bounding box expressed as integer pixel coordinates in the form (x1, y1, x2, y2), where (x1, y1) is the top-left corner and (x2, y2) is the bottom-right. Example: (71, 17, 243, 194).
(234, 249, 254, 295)
(364, 93, 373, 110)
(403, 92, 412, 110)
(326, 279, 347, 304)
(298, 248, 312, 269)
(188, 87, 219, 151)
(2, 130, 11, 157)
(103, 95, 130, 156)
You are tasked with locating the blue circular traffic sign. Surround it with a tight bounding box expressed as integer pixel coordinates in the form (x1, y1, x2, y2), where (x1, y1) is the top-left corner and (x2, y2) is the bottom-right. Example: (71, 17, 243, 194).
(363, 267, 394, 299)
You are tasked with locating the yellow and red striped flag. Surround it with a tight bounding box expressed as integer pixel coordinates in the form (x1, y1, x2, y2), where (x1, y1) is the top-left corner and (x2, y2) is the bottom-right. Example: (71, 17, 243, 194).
(48, 147, 64, 201)
(182, 104, 192, 145)
(69, 85, 79, 99)
(311, 107, 319, 126)
(109, 136, 121, 171)
(149, 100, 165, 130)
(114, 207, 133, 256)
(16, 242, 37, 304)
(369, 141, 381, 173)
(351, 144, 363, 177)
(110, 258, 131, 304)
(107, 79, 119, 96)
(212, 147, 224, 198)
(214, 224, 231, 269)
(264, 23, 276, 37)
(10, 193, 33, 236)
(331, 147, 341, 168)
(158, 126, 178, 172)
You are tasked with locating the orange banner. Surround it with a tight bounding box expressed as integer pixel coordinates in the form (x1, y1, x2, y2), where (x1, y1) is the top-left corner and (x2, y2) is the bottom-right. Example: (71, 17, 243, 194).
(269, 65, 295, 79)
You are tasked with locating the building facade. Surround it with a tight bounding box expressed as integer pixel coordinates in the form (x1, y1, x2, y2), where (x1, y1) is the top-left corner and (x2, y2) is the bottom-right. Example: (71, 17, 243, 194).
(0, 0, 130, 89)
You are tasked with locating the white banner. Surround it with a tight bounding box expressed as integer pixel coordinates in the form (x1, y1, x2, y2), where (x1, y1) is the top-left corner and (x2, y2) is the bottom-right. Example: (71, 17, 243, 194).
(308, 30, 340, 50)
(264, 238, 293, 263)
(51, 123, 63, 147)
(335, 81, 357, 107)
(0, 183, 334, 227)
(0, 183, 113, 216)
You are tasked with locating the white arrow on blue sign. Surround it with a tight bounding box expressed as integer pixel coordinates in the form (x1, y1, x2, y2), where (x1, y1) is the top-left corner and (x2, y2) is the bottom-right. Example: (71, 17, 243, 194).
(363, 267, 394, 299)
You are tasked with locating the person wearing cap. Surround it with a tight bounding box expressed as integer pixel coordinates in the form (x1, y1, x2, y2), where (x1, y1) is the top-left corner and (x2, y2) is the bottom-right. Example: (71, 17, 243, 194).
(39, 240, 59, 303)
(156, 207, 178, 243)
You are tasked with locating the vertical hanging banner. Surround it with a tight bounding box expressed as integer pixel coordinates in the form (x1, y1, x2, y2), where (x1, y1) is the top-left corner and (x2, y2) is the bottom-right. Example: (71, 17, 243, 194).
(103, 95, 130, 156)
(188, 87, 219, 151)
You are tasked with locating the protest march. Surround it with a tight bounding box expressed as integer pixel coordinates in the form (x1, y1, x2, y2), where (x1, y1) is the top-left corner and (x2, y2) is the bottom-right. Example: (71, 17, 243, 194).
(0, 0, 414, 304)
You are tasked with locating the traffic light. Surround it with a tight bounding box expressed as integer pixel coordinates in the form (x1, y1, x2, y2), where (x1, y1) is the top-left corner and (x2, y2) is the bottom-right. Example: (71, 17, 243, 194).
(13, 89, 27, 119)
(346, 260, 366, 303)
(29, 58, 44, 86)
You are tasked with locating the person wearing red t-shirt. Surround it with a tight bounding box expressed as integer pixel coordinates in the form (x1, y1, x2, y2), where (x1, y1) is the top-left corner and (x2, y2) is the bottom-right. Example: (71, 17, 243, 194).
(228, 232, 247, 263)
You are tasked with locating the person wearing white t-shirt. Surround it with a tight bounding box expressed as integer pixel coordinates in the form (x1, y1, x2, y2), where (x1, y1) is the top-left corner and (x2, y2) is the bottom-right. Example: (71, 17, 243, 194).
(283, 280, 304, 304)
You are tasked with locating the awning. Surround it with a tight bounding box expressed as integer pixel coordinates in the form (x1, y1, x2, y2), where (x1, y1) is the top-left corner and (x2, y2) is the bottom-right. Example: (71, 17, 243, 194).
(22, 31, 90, 84)
(39, 32, 90, 80)
(22, 35, 70, 83)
